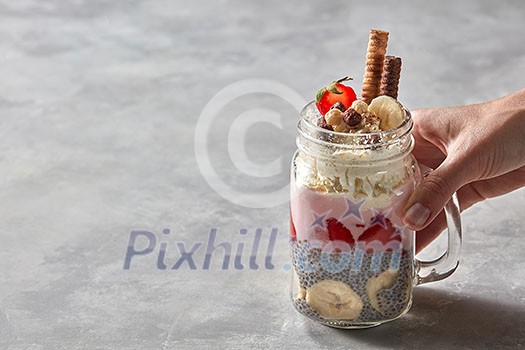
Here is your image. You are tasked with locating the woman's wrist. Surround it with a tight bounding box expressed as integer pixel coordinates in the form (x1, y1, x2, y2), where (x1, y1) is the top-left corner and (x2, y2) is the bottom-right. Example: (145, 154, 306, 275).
(487, 88, 525, 115)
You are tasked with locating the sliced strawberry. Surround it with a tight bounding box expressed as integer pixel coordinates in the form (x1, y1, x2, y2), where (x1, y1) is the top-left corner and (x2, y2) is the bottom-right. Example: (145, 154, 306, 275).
(307, 226, 330, 244)
(358, 218, 401, 249)
(326, 217, 355, 245)
(316, 77, 357, 115)
(290, 209, 297, 241)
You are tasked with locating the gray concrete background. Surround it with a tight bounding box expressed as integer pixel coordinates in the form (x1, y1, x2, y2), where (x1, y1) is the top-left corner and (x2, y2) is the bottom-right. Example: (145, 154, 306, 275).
(0, 0, 524, 349)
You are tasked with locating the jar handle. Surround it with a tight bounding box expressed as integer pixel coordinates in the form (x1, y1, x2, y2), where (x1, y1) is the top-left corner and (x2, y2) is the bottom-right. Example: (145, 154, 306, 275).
(414, 170, 462, 285)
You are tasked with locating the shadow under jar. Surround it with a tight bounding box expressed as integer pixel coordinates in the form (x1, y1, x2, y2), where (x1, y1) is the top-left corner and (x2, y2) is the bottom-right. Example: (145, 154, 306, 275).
(289, 102, 462, 329)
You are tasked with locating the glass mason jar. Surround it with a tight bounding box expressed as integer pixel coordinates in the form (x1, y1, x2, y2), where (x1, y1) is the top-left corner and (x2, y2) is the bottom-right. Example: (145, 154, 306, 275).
(289, 101, 462, 329)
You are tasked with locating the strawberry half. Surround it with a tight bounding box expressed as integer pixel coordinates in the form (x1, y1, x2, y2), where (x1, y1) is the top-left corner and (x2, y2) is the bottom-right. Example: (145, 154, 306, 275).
(326, 217, 355, 246)
(290, 209, 297, 241)
(316, 77, 357, 115)
(358, 218, 401, 249)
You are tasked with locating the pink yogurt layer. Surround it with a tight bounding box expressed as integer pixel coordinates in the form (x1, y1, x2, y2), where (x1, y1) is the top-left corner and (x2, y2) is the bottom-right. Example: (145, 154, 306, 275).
(290, 183, 414, 252)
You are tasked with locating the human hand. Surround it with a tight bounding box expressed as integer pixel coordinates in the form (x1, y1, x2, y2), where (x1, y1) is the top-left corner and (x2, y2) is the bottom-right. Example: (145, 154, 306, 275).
(403, 89, 525, 252)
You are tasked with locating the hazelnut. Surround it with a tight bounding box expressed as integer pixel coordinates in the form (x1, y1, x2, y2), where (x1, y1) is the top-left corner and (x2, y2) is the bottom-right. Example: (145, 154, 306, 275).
(351, 100, 369, 115)
(325, 108, 343, 126)
(330, 102, 346, 112)
(343, 108, 363, 127)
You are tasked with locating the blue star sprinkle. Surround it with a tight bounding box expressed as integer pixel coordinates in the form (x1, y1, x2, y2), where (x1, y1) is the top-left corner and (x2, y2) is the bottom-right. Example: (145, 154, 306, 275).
(341, 198, 365, 222)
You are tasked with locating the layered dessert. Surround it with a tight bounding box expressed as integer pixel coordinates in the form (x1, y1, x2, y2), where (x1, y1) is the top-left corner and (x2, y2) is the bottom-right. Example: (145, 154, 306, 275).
(290, 29, 417, 327)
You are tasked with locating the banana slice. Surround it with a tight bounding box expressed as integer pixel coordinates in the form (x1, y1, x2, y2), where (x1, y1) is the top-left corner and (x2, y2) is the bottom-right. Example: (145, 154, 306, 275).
(368, 95, 405, 130)
(297, 288, 306, 300)
(366, 269, 398, 313)
(306, 280, 363, 319)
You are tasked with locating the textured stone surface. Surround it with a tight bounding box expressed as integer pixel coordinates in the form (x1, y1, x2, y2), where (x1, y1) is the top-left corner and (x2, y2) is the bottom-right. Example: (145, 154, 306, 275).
(0, 0, 524, 349)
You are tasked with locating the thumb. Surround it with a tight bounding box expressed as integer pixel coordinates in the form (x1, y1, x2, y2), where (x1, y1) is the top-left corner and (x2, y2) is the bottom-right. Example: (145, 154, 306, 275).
(403, 158, 467, 230)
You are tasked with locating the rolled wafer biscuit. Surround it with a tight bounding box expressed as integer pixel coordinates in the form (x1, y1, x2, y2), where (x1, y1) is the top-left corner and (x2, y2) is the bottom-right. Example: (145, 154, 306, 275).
(361, 29, 389, 104)
(380, 56, 402, 99)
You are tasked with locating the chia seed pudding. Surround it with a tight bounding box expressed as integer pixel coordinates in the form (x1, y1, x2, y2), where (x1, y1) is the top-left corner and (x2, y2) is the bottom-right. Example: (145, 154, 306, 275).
(290, 240, 414, 327)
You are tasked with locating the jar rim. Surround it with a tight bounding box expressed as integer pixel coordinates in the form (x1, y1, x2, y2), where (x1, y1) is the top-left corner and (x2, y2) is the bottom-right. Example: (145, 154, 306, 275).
(298, 101, 413, 150)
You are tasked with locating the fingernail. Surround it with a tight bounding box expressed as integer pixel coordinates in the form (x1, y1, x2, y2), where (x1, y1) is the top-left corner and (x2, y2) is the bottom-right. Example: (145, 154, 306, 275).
(404, 203, 430, 228)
